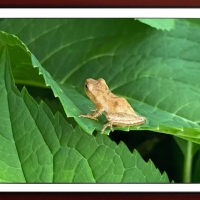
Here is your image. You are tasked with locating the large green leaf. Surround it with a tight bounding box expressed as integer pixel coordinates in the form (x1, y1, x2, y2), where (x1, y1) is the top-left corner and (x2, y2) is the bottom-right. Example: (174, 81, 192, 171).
(0, 45, 168, 182)
(0, 19, 200, 145)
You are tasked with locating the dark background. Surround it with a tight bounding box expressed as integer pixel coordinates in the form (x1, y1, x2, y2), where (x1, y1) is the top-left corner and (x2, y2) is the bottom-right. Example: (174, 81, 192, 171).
(0, 0, 200, 7)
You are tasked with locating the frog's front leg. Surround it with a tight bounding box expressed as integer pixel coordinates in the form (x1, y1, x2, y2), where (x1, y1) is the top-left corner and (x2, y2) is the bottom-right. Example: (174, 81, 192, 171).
(79, 105, 104, 121)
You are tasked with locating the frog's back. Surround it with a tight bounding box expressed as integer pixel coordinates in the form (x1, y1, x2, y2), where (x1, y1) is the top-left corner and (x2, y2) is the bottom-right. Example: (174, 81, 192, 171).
(105, 95, 136, 115)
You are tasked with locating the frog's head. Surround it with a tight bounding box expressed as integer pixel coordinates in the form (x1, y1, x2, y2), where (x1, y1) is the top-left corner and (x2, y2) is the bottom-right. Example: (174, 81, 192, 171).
(84, 78, 109, 102)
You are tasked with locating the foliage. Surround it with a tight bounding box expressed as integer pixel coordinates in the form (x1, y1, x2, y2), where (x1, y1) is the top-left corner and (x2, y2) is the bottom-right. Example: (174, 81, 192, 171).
(0, 18, 200, 183)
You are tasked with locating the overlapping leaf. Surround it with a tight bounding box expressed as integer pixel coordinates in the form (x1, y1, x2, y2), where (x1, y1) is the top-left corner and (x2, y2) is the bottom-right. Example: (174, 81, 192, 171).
(137, 19, 175, 30)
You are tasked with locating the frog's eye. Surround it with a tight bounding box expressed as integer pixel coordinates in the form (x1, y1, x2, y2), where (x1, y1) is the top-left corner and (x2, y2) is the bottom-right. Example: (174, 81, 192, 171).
(85, 84, 89, 90)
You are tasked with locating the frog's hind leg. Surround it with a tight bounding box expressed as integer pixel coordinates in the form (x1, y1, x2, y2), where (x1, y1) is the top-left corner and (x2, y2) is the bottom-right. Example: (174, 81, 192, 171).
(101, 121, 114, 133)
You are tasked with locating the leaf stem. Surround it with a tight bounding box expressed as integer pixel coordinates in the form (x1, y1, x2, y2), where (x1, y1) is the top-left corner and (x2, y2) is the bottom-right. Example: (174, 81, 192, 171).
(183, 141, 193, 183)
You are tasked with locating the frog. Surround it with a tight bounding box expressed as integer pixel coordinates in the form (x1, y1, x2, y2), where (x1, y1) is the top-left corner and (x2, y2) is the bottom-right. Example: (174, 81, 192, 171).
(79, 78, 146, 133)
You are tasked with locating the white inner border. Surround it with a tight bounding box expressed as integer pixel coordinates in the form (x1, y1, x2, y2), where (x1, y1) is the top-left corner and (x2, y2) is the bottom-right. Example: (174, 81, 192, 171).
(0, 8, 199, 18)
(1, 184, 200, 192)
(0, 8, 199, 192)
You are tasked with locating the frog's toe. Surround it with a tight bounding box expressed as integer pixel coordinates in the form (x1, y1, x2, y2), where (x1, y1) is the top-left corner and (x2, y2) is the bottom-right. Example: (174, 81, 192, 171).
(101, 122, 114, 133)
(110, 126, 114, 132)
(89, 107, 97, 112)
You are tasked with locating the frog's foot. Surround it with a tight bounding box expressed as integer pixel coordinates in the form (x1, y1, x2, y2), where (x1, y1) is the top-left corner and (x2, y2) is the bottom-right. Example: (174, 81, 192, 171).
(79, 114, 98, 121)
(101, 122, 114, 133)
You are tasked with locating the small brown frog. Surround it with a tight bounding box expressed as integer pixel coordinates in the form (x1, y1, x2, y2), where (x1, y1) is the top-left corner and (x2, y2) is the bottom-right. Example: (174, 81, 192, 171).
(79, 78, 146, 133)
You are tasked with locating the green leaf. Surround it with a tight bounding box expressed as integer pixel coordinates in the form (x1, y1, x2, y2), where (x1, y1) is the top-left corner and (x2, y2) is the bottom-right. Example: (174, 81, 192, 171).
(0, 30, 45, 87)
(0, 19, 200, 145)
(0, 48, 25, 183)
(137, 19, 175, 30)
(0, 46, 169, 182)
